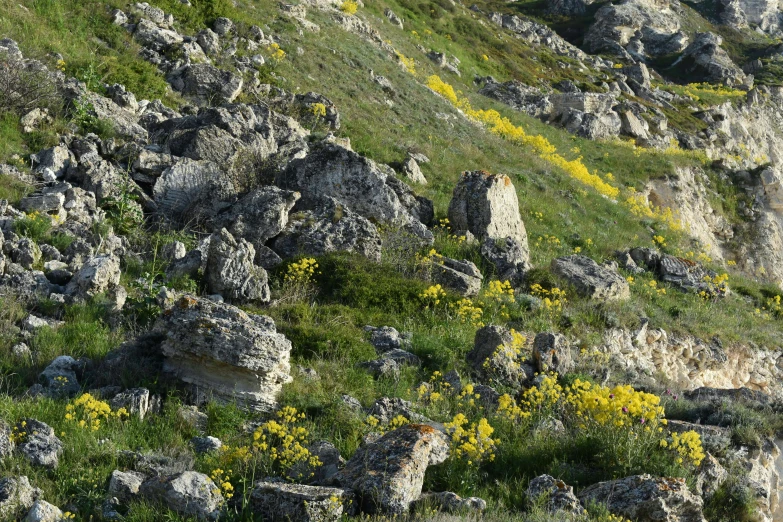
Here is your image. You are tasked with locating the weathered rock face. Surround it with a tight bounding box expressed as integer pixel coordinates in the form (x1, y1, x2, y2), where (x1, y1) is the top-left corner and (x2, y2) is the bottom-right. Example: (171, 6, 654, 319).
(488, 12, 594, 63)
(527, 475, 584, 515)
(276, 143, 432, 241)
(39, 355, 81, 397)
(250, 482, 355, 521)
(65, 254, 122, 299)
(448, 171, 528, 246)
(480, 237, 531, 287)
(155, 296, 292, 412)
(16, 419, 63, 468)
(205, 228, 270, 303)
(415, 491, 487, 513)
(167, 63, 243, 105)
(0, 476, 40, 519)
(336, 424, 449, 514)
(695, 453, 727, 500)
(578, 474, 706, 522)
(479, 79, 553, 119)
(139, 471, 223, 520)
(153, 159, 229, 225)
(628, 248, 727, 296)
(533, 332, 574, 374)
(24, 499, 62, 522)
(211, 186, 300, 258)
(584, 0, 688, 59)
(109, 470, 146, 502)
(598, 322, 783, 398)
(431, 257, 483, 297)
(467, 325, 532, 389)
(270, 196, 382, 262)
(672, 33, 748, 86)
(720, 0, 780, 34)
(551, 255, 630, 300)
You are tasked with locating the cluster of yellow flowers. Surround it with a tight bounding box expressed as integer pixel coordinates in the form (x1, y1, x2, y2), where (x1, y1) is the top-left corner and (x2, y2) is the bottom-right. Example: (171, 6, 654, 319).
(641, 279, 667, 296)
(566, 379, 665, 429)
(625, 189, 683, 231)
(652, 235, 667, 247)
(10, 421, 28, 444)
(660, 431, 706, 466)
(681, 82, 746, 102)
(456, 383, 481, 408)
(267, 43, 286, 63)
(699, 273, 729, 300)
(252, 406, 321, 478)
(444, 414, 498, 465)
(65, 393, 128, 431)
(425, 75, 620, 198)
(481, 329, 526, 375)
(340, 0, 358, 15)
(309, 102, 327, 118)
(417, 371, 448, 404)
(420, 284, 446, 307)
(484, 280, 514, 304)
(365, 414, 410, 434)
(451, 298, 484, 327)
(209, 468, 234, 500)
(535, 235, 562, 249)
(284, 257, 319, 285)
(529, 284, 567, 313)
(395, 51, 416, 75)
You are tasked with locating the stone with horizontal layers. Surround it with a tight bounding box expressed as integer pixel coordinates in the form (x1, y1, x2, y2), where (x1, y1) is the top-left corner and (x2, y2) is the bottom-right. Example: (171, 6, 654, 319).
(155, 295, 292, 412)
(551, 255, 630, 300)
(250, 482, 355, 521)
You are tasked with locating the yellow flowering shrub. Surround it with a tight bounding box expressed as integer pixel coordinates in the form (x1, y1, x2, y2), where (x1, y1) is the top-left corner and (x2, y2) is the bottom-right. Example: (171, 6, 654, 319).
(252, 406, 321, 480)
(209, 468, 234, 499)
(481, 280, 515, 321)
(625, 189, 683, 231)
(309, 102, 327, 118)
(451, 298, 484, 327)
(425, 75, 621, 198)
(365, 414, 410, 434)
(284, 257, 319, 285)
(481, 329, 527, 384)
(267, 43, 286, 63)
(340, 0, 358, 15)
(530, 284, 567, 315)
(395, 51, 416, 75)
(420, 284, 446, 307)
(444, 414, 498, 466)
(65, 393, 128, 431)
(660, 430, 706, 466)
(698, 273, 729, 300)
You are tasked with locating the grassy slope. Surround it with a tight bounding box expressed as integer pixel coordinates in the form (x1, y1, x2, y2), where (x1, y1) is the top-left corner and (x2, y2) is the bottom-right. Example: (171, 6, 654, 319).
(1, 0, 782, 521)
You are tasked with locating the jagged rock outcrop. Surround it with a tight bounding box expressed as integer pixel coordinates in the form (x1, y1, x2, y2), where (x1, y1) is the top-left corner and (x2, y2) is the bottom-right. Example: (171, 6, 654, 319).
(533, 332, 574, 374)
(584, 0, 689, 59)
(431, 257, 483, 297)
(15, 419, 63, 468)
(155, 295, 292, 412)
(270, 195, 382, 261)
(672, 33, 748, 86)
(488, 12, 596, 64)
(479, 79, 553, 119)
(335, 424, 450, 514)
(467, 325, 532, 389)
(448, 171, 528, 245)
(276, 143, 432, 241)
(551, 255, 630, 300)
(719, 0, 780, 34)
(481, 237, 531, 287)
(578, 475, 706, 522)
(598, 322, 783, 397)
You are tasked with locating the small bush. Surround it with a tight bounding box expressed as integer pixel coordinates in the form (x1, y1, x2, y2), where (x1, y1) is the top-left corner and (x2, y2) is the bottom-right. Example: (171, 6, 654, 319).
(0, 52, 60, 116)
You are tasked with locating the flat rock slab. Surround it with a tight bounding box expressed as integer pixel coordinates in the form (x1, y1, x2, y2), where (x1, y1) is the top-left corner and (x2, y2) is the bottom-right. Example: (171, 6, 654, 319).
(551, 255, 630, 300)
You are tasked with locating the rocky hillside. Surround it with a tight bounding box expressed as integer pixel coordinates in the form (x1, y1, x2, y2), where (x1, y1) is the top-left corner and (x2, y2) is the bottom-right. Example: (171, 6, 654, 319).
(4, 0, 783, 520)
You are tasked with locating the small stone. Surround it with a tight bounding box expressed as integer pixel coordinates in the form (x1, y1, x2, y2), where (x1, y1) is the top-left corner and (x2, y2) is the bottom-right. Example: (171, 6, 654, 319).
(23, 499, 62, 522)
(108, 470, 146, 502)
(191, 436, 222, 454)
(532, 332, 573, 374)
(139, 471, 223, 520)
(16, 419, 63, 468)
(527, 475, 584, 515)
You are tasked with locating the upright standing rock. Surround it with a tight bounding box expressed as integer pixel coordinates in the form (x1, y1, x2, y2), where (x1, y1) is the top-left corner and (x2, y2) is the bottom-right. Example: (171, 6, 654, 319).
(205, 228, 270, 304)
(155, 296, 292, 412)
(448, 171, 528, 249)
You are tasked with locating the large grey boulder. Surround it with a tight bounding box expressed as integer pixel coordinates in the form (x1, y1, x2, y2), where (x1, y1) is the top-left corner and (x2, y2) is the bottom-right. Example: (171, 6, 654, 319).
(527, 475, 584, 515)
(108, 470, 146, 502)
(167, 63, 243, 105)
(479, 79, 553, 119)
(276, 143, 432, 241)
(578, 474, 707, 522)
(205, 228, 270, 303)
(250, 482, 355, 521)
(271, 196, 382, 262)
(447, 171, 527, 245)
(139, 471, 223, 520)
(155, 295, 292, 412)
(31, 145, 74, 180)
(695, 453, 727, 500)
(335, 424, 450, 514)
(0, 476, 40, 519)
(133, 19, 184, 52)
(65, 254, 122, 299)
(16, 419, 63, 468)
(551, 255, 630, 300)
(39, 355, 81, 397)
(672, 32, 747, 86)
